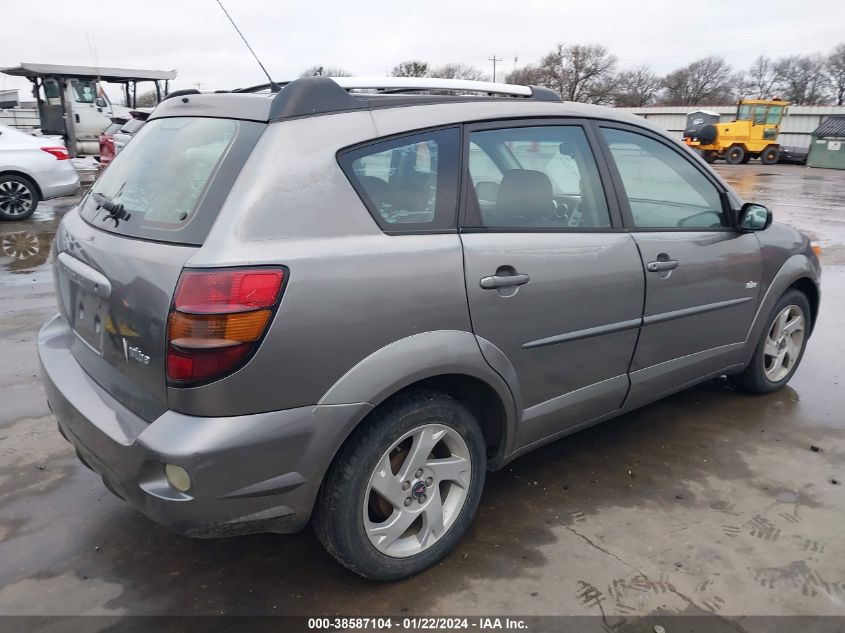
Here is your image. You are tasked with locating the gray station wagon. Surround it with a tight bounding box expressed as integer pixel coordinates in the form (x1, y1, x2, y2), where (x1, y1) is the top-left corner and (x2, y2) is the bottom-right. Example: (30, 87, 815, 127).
(39, 77, 821, 580)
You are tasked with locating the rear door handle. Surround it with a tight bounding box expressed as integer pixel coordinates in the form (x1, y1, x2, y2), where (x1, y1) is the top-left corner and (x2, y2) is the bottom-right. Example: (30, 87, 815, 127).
(480, 274, 530, 289)
(646, 260, 679, 272)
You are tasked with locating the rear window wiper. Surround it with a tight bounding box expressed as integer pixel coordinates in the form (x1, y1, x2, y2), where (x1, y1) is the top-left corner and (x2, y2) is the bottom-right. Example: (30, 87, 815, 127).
(92, 192, 132, 226)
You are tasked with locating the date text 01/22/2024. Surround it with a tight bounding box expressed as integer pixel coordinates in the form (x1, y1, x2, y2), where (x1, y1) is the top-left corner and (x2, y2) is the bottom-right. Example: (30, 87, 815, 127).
(306, 617, 529, 630)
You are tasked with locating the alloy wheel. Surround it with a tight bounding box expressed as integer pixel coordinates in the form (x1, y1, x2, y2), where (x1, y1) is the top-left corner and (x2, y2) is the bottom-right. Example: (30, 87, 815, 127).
(0, 181, 34, 217)
(363, 423, 471, 558)
(764, 304, 805, 382)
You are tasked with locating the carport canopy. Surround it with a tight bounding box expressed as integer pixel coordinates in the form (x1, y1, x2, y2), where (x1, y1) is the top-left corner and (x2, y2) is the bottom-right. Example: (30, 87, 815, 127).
(1, 63, 176, 82)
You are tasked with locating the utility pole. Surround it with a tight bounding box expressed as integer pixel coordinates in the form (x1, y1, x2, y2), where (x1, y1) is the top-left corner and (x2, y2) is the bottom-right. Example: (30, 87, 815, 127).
(194, 82, 203, 91)
(488, 55, 503, 82)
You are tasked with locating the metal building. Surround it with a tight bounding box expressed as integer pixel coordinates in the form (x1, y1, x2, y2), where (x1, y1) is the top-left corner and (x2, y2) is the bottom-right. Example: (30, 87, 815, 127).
(807, 116, 845, 170)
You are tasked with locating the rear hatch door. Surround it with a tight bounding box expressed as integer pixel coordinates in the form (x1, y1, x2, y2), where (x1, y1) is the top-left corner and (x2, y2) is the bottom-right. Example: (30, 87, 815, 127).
(54, 116, 265, 421)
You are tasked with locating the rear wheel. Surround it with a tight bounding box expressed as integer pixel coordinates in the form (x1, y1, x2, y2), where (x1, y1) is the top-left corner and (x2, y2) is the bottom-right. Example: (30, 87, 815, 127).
(732, 290, 810, 393)
(761, 146, 780, 165)
(0, 175, 39, 220)
(724, 145, 746, 165)
(313, 390, 486, 580)
(700, 150, 717, 164)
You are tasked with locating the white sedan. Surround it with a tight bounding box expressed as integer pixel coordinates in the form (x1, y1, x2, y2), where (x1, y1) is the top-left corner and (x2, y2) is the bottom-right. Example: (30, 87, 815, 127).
(0, 123, 80, 220)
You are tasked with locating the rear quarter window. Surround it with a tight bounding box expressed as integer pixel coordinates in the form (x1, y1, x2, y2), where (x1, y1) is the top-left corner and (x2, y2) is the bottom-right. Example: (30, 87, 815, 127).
(338, 127, 461, 233)
(80, 117, 265, 245)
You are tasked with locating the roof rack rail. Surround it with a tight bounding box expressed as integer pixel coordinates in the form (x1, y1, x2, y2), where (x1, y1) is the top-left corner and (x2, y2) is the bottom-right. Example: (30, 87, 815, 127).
(163, 88, 200, 101)
(267, 76, 562, 120)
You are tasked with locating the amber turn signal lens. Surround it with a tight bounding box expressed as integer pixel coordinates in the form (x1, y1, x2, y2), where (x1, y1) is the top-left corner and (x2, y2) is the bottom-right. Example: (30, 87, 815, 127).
(168, 309, 271, 349)
(810, 242, 823, 258)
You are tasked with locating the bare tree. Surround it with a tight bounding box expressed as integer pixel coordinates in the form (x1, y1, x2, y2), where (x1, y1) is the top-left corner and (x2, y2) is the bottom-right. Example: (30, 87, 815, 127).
(300, 65, 352, 77)
(135, 90, 158, 107)
(428, 63, 489, 81)
(504, 65, 544, 86)
(774, 54, 830, 104)
(744, 56, 779, 99)
(661, 56, 737, 105)
(826, 43, 845, 106)
(536, 43, 618, 103)
(391, 61, 429, 77)
(611, 66, 662, 107)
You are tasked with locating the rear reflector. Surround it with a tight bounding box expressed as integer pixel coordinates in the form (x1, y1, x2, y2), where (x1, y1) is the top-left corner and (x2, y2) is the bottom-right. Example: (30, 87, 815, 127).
(167, 267, 286, 384)
(41, 146, 70, 160)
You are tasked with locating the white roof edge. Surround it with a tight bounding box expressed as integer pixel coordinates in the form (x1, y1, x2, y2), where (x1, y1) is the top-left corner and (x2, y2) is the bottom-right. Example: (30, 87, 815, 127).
(329, 76, 532, 96)
(688, 109, 722, 116)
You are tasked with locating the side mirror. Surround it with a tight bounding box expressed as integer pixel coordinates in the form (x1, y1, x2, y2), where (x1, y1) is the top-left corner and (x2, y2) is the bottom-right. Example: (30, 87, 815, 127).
(738, 203, 772, 231)
(95, 97, 107, 108)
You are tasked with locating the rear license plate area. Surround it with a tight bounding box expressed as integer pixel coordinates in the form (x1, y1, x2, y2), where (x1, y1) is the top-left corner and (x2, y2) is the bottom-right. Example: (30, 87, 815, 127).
(57, 254, 110, 355)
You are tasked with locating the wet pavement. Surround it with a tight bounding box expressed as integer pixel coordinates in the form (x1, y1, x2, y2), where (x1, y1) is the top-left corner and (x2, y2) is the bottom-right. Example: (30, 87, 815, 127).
(0, 164, 843, 620)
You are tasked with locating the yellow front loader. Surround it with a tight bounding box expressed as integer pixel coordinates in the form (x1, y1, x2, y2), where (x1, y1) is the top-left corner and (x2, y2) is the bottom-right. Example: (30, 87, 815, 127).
(683, 99, 788, 164)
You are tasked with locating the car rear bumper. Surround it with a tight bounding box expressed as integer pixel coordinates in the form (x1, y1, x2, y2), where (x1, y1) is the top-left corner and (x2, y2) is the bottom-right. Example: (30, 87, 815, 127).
(38, 313, 371, 537)
(38, 162, 80, 200)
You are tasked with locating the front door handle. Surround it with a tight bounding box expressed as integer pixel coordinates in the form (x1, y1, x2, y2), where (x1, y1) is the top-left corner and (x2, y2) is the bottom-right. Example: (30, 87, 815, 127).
(646, 260, 679, 272)
(480, 273, 530, 289)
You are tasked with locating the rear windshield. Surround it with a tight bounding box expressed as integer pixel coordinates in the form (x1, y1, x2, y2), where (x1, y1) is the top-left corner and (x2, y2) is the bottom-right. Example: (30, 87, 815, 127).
(103, 122, 124, 136)
(80, 117, 264, 245)
(119, 119, 146, 134)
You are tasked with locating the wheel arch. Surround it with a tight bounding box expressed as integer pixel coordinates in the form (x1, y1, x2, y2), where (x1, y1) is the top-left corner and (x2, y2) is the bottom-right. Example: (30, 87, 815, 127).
(789, 276, 819, 332)
(742, 253, 820, 366)
(318, 330, 519, 471)
(0, 170, 42, 199)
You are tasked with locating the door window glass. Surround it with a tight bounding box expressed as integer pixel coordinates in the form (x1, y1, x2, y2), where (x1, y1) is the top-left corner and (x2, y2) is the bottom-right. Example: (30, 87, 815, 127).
(466, 126, 610, 229)
(753, 106, 767, 125)
(340, 128, 460, 232)
(72, 80, 96, 104)
(602, 128, 727, 229)
(43, 79, 62, 105)
(766, 106, 784, 124)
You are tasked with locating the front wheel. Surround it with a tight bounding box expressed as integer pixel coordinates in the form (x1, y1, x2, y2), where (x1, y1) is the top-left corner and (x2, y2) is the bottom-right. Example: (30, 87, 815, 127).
(732, 290, 810, 393)
(313, 390, 487, 580)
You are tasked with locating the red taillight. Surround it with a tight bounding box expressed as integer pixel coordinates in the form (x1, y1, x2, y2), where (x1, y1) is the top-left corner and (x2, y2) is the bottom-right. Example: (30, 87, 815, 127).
(41, 146, 70, 160)
(167, 268, 286, 384)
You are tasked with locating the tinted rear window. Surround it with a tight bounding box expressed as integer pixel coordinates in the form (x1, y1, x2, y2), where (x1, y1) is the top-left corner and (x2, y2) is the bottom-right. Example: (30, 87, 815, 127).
(103, 122, 124, 136)
(80, 117, 264, 245)
(119, 119, 146, 134)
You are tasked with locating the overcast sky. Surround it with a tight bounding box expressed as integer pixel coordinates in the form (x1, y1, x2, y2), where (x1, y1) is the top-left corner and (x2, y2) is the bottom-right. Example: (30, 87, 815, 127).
(2, 0, 844, 101)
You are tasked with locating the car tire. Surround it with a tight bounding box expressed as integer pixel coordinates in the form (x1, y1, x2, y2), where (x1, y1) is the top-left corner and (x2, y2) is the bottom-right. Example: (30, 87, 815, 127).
(761, 146, 780, 165)
(732, 289, 811, 394)
(0, 174, 39, 221)
(724, 145, 745, 165)
(313, 389, 487, 581)
(700, 150, 717, 164)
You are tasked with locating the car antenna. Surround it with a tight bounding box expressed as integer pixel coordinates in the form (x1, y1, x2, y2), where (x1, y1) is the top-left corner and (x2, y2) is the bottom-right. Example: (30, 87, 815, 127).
(213, 0, 282, 92)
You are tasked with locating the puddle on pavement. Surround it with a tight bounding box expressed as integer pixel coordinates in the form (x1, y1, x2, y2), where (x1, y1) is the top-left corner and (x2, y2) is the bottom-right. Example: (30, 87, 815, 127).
(0, 195, 79, 275)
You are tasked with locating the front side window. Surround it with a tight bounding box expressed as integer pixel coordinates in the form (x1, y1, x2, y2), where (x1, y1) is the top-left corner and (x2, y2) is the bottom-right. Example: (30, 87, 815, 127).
(72, 80, 96, 104)
(766, 106, 784, 125)
(340, 128, 460, 232)
(466, 125, 610, 229)
(601, 128, 727, 229)
(753, 106, 767, 125)
(737, 104, 752, 121)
